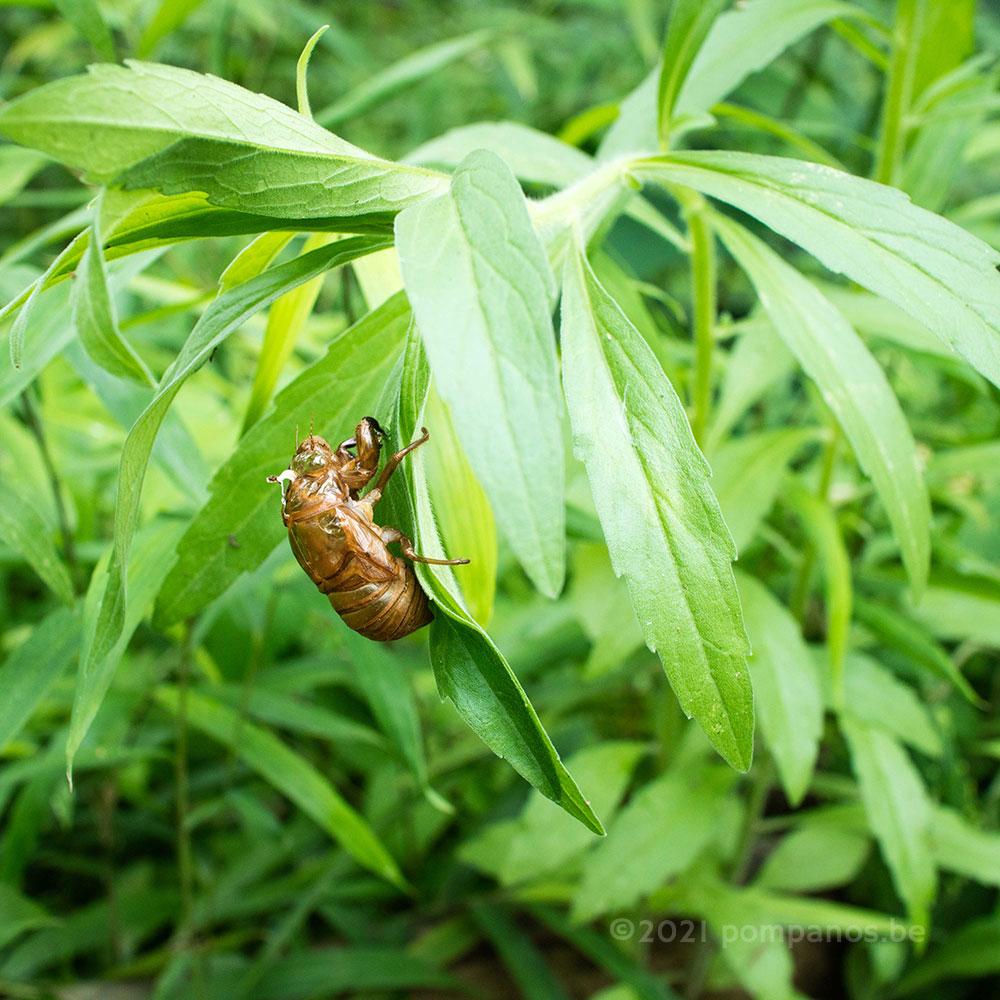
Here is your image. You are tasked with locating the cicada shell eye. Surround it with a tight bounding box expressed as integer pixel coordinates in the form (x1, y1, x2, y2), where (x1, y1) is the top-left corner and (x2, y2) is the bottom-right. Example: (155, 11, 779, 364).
(291, 434, 334, 475)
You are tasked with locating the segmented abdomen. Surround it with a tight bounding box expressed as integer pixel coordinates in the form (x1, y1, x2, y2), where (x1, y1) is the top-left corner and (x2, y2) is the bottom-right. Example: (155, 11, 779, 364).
(322, 561, 432, 641)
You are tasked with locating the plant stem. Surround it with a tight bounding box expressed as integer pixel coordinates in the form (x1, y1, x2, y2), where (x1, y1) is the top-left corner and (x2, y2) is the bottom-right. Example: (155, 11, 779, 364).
(790, 424, 840, 624)
(173, 621, 198, 982)
(873, 0, 919, 185)
(688, 208, 717, 446)
(20, 388, 79, 585)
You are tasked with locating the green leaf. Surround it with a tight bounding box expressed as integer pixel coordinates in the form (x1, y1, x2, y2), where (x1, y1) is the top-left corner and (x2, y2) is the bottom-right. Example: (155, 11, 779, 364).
(572, 765, 734, 920)
(600, 0, 860, 158)
(0, 885, 53, 951)
(154, 685, 407, 889)
(429, 614, 602, 835)
(154, 290, 409, 627)
(219, 232, 295, 292)
(71, 216, 155, 386)
(68, 517, 188, 775)
(657, 0, 731, 144)
(712, 428, 818, 552)
(0, 146, 49, 205)
(137, 0, 206, 56)
(853, 598, 983, 707)
(929, 805, 1000, 888)
(736, 572, 823, 806)
(841, 715, 936, 928)
(387, 332, 601, 835)
(0, 61, 447, 222)
(396, 149, 566, 597)
(560, 242, 753, 770)
(86, 236, 388, 687)
(755, 825, 870, 893)
(712, 212, 930, 597)
(837, 653, 943, 758)
(316, 31, 493, 127)
(904, 573, 1000, 647)
(51, 0, 115, 60)
(0, 478, 75, 607)
(634, 151, 1000, 390)
(0, 607, 78, 753)
(242, 233, 334, 433)
(420, 388, 497, 626)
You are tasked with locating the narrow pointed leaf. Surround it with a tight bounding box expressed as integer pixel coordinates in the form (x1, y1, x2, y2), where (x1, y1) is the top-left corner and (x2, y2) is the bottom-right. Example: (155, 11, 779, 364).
(560, 243, 753, 770)
(713, 213, 930, 596)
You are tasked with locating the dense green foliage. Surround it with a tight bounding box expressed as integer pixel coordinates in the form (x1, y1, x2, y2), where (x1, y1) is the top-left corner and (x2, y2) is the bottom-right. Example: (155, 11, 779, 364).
(1, 1, 1000, 997)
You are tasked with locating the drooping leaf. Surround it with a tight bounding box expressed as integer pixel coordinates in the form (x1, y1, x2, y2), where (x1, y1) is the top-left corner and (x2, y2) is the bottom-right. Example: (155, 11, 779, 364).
(929, 805, 1000, 888)
(396, 149, 566, 597)
(154, 290, 409, 627)
(713, 212, 930, 596)
(634, 151, 1000, 390)
(841, 715, 936, 929)
(154, 685, 408, 889)
(561, 242, 753, 770)
(736, 572, 823, 806)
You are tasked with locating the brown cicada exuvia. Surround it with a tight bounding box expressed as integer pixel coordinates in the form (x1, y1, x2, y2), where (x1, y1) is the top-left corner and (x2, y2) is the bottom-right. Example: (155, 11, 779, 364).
(268, 417, 469, 641)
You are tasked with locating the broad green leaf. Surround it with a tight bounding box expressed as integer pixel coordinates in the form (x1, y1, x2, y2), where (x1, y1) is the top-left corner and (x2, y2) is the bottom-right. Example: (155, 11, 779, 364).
(736, 572, 823, 806)
(895, 917, 1000, 995)
(836, 653, 943, 758)
(154, 685, 407, 889)
(67, 517, 188, 775)
(930, 805, 1000, 888)
(841, 715, 936, 928)
(657, 0, 731, 144)
(634, 152, 1000, 390)
(429, 615, 602, 835)
(86, 236, 388, 687)
(785, 483, 852, 700)
(755, 826, 870, 893)
(420, 388, 497, 626)
(51, 0, 115, 59)
(712, 428, 818, 552)
(572, 765, 734, 921)
(600, 0, 860, 158)
(561, 243, 753, 770)
(71, 217, 155, 386)
(388, 331, 601, 835)
(396, 149, 566, 597)
(316, 30, 493, 127)
(0, 62, 447, 221)
(0, 478, 75, 606)
(0, 607, 78, 753)
(154, 291, 409, 627)
(713, 213, 930, 596)
(242, 233, 335, 433)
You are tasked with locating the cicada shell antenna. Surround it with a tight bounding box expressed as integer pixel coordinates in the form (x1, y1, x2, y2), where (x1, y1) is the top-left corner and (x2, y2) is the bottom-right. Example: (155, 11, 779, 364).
(295, 424, 299, 450)
(310, 412, 314, 437)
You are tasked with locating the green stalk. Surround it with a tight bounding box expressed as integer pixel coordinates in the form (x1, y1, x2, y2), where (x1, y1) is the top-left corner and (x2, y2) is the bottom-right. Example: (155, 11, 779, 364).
(688, 207, 717, 446)
(873, 0, 920, 185)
